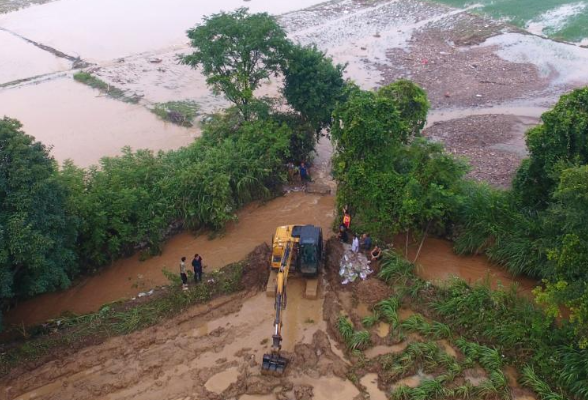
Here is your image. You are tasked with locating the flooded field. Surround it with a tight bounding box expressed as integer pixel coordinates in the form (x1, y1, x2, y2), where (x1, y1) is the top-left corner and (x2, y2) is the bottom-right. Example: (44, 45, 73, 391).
(0, 77, 197, 166)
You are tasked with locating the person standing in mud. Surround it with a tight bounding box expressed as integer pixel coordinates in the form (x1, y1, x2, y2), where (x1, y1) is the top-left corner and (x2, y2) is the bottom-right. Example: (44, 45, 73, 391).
(180, 256, 188, 289)
(192, 254, 203, 283)
(299, 162, 310, 182)
(352, 234, 360, 253)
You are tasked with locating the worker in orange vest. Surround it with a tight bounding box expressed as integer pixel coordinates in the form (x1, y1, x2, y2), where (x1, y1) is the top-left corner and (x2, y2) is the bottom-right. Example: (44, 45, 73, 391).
(342, 212, 351, 230)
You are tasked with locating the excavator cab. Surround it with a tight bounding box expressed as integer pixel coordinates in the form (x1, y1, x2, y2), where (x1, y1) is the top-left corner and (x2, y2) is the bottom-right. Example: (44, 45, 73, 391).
(262, 225, 323, 375)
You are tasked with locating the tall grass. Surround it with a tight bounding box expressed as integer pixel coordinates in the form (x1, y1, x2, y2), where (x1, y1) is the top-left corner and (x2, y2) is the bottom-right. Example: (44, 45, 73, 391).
(378, 251, 414, 284)
(376, 251, 586, 399)
(376, 296, 400, 326)
(453, 181, 548, 277)
(400, 314, 451, 339)
(521, 366, 566, 400)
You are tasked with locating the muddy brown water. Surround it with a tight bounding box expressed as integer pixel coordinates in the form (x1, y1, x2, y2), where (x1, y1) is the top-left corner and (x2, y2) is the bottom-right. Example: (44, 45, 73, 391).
(395, 235, 537, 295)
(4, 193, 336, 327)
(5, 197, 538, 328)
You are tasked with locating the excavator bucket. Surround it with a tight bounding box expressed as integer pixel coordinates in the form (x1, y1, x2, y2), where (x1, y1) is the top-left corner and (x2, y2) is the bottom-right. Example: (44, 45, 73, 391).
(261, 353, 288, 375)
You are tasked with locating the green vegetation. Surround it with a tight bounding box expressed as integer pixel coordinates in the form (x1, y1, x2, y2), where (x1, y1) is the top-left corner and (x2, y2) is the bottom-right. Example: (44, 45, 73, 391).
(337, 316, 371, 351)
(331, 81, 465, 244)
(73, 71, 140, 103)
(181, 8, 289, 120)
(151, 100, 199, 127)
(0, 261, 244, 376)
(0, 118, 77, 330)
(282, 44, 346, 133)
(181, 8, 345, 130)
(333, 85, 588, 347)
(351, 250, 585, 400)
(450, 88, 588, 347)
(2, 9, 346, 329)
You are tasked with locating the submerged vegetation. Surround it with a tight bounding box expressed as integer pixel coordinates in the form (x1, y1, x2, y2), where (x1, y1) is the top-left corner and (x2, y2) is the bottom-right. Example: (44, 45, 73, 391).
(340, 250, 585, 400)
(151, 100, 199, 127)
(73, 71, 140, 103)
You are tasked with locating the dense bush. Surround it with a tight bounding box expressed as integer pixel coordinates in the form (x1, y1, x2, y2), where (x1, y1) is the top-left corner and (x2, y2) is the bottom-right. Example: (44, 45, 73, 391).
(331, 83, 466, 239)
(59, 113, 292, 270)
(513, 87, 588, 208)
(0, 118, 78, 329)
(452, 88, 588, 346)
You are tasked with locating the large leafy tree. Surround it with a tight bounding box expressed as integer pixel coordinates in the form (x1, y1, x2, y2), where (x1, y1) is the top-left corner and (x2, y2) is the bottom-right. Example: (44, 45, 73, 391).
(514, 87, 588, 208)
(181, 8, 289, 120)
(378, 80, 430, 137)
(331, 84, 465, 240)
(0, 118, 77, 307)
(282, 44, 346, 132)
(536, 165, 588, 347)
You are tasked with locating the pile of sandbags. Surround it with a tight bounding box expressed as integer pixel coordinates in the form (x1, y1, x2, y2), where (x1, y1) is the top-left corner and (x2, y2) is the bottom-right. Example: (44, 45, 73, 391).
(339, 244, 373, 284)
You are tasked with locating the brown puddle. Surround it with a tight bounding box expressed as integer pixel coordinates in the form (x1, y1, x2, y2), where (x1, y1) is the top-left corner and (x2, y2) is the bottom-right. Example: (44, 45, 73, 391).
(5, 193, 335, 327)
(365, 342, 409, 359)
(204, 367, 239, 394)
(375, 322, 390, 338)
(360, 373, 387, 400)
(395, 236, 538, 296)
(392, 372, 433, 389)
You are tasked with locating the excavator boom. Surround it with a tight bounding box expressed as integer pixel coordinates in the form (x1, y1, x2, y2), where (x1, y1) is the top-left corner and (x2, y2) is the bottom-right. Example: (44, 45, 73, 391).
(262, 241, 293, 375)
(262, 225, 322, 376)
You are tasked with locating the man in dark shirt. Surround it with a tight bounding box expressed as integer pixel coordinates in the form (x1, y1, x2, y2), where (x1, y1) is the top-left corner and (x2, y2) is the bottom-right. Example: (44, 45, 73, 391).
(362, 234, 372, 251)
(192, 253, 203, 283)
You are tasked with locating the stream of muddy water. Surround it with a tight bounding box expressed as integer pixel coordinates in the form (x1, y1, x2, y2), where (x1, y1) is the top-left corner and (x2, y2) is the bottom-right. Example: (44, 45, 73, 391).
(4, 133, 536, 328)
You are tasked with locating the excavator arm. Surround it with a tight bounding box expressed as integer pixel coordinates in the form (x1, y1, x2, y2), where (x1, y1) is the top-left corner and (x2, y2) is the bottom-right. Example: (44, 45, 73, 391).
(262, 241, 294, 374)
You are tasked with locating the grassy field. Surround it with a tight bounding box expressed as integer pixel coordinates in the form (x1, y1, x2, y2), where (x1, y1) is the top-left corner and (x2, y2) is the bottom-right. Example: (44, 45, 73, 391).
(432, 0, 588, 42)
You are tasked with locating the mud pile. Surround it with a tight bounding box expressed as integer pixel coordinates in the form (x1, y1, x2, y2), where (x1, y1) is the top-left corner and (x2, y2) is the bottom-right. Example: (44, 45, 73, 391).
(240, 243, 271, 290)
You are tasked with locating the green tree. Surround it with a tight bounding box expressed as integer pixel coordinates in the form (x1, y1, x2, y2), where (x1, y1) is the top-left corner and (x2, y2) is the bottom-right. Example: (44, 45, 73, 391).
(0, 118, 77, 309)
(514, 87, 588, 208)
(331, 84, 464, 241)
(536, 165, 588, 347)
(282, 44, 346, 132)
(378, 80, 430, 136)
(181, 8, 289, 120)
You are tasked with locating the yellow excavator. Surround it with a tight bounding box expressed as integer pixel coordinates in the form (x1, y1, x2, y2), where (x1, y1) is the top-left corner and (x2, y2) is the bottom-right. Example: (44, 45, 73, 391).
(261, 225, 323, 375)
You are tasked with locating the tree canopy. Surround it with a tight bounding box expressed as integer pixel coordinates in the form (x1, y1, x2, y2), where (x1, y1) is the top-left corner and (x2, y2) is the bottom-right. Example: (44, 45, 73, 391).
(331, 84, 466, 239)
(514, 87, 588, 207)
(377, 80, 430, 136)
(0, 118, 77, 307)
(282, 44, 346, 132)
(181, 8, 289, 120)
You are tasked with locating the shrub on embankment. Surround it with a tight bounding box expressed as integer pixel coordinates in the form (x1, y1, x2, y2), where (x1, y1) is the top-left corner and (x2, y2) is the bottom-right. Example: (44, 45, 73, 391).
(331, 85, 588, 347)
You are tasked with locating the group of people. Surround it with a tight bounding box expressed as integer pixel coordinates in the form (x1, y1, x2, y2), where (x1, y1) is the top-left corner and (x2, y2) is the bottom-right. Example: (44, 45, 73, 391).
(287, 161, 311, 183)
(337, 208, 382, 262)
(179, 254, 203, 290)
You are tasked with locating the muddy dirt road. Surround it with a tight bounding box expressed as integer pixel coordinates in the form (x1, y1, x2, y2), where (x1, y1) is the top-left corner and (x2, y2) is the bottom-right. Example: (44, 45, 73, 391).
(1, 241, 539, 400)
